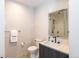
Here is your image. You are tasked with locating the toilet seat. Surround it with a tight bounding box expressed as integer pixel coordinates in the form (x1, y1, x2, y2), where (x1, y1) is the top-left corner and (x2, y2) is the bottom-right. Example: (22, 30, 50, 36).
(28, 46, 38, 52)
(28, 46, 38, 58)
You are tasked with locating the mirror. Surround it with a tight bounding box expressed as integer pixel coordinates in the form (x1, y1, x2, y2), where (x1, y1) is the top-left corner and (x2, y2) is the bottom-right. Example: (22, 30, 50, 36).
(49, 9, 68, 39)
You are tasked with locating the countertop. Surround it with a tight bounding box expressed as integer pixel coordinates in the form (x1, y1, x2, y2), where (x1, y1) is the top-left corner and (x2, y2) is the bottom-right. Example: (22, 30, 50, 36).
(39, 39, 69, 55)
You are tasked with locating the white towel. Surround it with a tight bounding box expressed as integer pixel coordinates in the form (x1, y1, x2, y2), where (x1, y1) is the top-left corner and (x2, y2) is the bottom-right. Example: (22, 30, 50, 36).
(10, 30, 18, 42)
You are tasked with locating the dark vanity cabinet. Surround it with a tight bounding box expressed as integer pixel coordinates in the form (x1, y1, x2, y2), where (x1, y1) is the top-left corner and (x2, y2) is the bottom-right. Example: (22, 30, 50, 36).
(39, 44, 69, 58)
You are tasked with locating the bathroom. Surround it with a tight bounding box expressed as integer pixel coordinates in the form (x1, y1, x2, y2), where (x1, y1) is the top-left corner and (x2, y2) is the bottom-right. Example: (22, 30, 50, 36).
(0, 0, 79, 58)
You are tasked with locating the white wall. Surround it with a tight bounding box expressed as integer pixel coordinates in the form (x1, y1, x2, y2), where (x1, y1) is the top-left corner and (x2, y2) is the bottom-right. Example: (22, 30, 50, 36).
(69, 0, 79, 57)
(34, 3, 48, 41)
(5, 0, 34, 57)
(0, 0, 5, 57)
(48, 0, 68, 13)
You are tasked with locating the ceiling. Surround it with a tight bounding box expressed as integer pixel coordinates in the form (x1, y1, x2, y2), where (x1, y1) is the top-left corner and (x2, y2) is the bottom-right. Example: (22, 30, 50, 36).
(8, 0, 48, 8)
(7, 0, 68, 8)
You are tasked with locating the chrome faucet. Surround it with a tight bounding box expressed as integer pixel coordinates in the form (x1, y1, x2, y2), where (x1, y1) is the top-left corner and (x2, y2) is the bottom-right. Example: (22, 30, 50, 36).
(53, 36, 57, 43)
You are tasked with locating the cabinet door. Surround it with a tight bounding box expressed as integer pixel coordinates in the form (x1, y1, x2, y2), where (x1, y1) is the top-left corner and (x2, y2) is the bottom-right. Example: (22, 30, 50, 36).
(39, 44, 44, 57)
(55, 50, 69, 58)
(39, 44, 69, 58)
(39, 44, 49, 58)
(48, 47, 69, 58)
(47, 48, 57, 58)
(39, 44, 56, 58)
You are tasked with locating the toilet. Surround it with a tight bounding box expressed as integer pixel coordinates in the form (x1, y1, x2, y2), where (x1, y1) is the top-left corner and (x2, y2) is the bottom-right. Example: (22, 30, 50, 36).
(28, 46, 38, 58)
(28, 39, 44, 58)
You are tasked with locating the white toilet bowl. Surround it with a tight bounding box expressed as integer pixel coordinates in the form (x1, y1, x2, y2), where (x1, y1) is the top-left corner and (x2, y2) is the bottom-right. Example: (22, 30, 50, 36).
(28, 39, 45, 58)
(28, 46, 38, 58)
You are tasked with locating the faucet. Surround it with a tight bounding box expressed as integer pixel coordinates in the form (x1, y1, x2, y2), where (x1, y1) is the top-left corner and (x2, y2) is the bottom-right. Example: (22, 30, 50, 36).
(53, 36, 61, 44)
(53, 36, 57, 43)
(49, 36, 60, 44)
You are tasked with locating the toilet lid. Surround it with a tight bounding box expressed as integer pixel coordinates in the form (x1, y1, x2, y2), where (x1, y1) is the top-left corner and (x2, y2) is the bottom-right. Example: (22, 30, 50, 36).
(35, 39, 44, 42)
(28, 46, 38, 51)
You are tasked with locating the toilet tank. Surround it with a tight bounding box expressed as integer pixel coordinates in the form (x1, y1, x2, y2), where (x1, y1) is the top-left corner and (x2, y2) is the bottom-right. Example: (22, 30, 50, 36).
(34, 39, 44, 47)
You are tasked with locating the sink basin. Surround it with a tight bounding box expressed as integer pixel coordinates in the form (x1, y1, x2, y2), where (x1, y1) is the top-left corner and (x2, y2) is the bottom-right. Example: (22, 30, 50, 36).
(40, 39, 69, 54)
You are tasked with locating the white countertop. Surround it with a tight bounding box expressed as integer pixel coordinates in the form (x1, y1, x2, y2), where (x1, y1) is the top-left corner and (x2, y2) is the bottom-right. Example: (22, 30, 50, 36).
(39, 39, 69, 55)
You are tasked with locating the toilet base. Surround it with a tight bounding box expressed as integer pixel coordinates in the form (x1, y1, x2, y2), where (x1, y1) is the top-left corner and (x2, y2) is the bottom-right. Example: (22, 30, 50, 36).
(30, 50, 39, 58)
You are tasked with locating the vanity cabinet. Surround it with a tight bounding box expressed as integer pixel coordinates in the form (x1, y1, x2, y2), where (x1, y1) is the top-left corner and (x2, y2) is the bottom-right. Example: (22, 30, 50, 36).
(39, 44, 69, 58)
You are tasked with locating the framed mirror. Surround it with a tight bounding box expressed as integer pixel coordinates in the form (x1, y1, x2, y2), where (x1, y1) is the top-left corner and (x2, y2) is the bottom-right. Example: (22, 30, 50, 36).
(49, 9, 68, 39)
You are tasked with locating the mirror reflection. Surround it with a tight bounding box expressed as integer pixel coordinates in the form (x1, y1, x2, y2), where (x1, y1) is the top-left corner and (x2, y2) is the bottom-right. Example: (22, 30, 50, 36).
(49, 9, 68, 39)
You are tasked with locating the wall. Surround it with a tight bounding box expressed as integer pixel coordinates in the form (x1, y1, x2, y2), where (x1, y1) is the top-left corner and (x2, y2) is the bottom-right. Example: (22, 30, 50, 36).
(34, 4, 48, 41)
(35, 0, 68, 41)
(5, 0, 34, 58)
(69, 0, 79, 57)
(0, 0, 5, 57)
